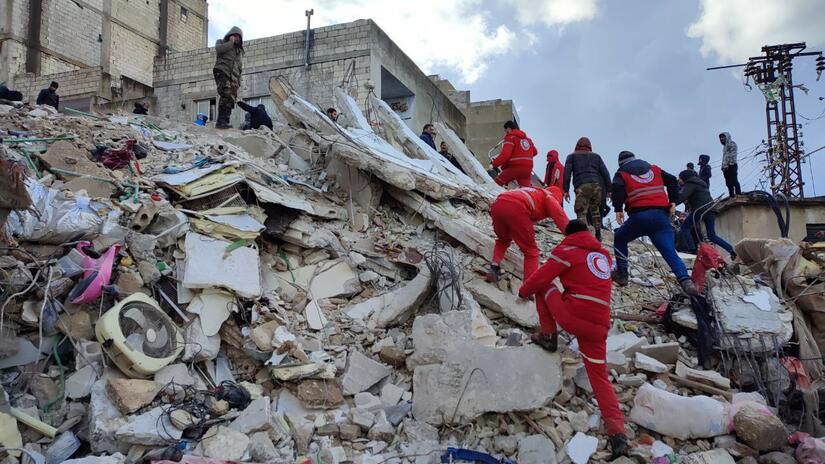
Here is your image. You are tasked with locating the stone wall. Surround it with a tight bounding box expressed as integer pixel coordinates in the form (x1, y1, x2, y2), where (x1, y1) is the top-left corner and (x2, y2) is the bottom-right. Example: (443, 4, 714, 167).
(2, 0, 206, 94)
(13, 67, 103, 105)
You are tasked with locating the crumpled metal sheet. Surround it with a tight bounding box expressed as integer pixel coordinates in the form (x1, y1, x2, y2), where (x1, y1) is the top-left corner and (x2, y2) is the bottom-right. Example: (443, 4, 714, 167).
(5, 179, 117, 244)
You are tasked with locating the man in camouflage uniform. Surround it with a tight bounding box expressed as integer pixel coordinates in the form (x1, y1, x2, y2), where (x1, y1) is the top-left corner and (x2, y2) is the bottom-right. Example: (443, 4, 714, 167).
(213, 26, 244, 129)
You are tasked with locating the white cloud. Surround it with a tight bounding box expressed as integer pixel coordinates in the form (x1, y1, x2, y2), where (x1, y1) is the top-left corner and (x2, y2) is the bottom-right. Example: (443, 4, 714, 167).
(499, 0, 598, 26)
(688, 0, 825, 63)
(208, 0, 598, 84)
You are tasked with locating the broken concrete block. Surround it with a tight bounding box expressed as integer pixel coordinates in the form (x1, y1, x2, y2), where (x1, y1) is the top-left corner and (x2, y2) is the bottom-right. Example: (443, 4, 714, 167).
(634, 352, 669, 373)
(367, 411, 396, 442)
(385, 401, 412, 426)
(639, 342, 680, 364)
(349, 394, 380, 417)
(341, 350, 392, 396)
(465, 278, 539, 328)
(566, 432, 598, 464)
(154, 363, 197, 389)
(607, 331, 648, 357)
(181, 316, 221, 362)
(106, 378, 161, 414)
(345, 266, 432, 327)
(606, 351, 630, 375)
(412, 332, 560, 424)
(116, 406, 182, 445)
(65, 364, 97, 399)
(275, 259, 360, 300)
(63, 454, 127, 464)
(248, 431, 279, 462)
(406, 310, 501, 369)
(199, 425, 250, 461)
(518, 434, 557, 464)
(229, 396, 272, 434)
(169, 410, 197, 430)
(88, 378, 129, 454)
(682, 449, 736, 464)
(378, 346, 406, 368)
(380, 383, 405, 407)
(618, 373, 647, 387)
(351, 407, 375, 431)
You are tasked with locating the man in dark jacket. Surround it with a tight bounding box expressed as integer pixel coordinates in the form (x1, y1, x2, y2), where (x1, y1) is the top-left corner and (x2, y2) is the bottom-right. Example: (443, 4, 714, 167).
(420, 124, 437, 150)
(0, 84, 23, 102)
(611, 151, 697, 295)
(36, 81, 60, 110)
(562, 137, 611, 241)
(439, 142, 463, 172)
(213, 27, 244, 129)
(237, 101, 273, 130)
(133, 101, 149, 115)
(677, 170, 733, 258)
(698, 154, 711, 185)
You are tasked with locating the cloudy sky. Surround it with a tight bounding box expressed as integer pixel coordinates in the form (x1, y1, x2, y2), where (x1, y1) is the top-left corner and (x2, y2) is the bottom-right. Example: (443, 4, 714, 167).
(208, 0, 825, 199)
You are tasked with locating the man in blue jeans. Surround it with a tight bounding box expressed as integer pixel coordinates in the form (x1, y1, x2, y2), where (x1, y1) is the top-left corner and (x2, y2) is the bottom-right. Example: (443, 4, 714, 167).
(677, 170, 734, 258)
(610, 151, 698, 295)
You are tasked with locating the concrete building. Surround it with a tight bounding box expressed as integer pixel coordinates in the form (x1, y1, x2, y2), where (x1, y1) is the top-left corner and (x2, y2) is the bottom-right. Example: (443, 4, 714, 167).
(715, 196, 825, 244)
(154, 20, 466, 135)
(431, 75, 519, 166)
(2, 0, 208, 110)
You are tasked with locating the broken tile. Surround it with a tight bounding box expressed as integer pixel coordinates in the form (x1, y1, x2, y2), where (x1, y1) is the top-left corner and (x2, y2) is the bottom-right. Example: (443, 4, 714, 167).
(65, 365, 98, 399)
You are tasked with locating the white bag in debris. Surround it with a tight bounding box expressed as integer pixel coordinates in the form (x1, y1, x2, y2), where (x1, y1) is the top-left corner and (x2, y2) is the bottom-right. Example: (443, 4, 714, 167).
(6, 179, 115, 244)
(630, 383, 727, 440)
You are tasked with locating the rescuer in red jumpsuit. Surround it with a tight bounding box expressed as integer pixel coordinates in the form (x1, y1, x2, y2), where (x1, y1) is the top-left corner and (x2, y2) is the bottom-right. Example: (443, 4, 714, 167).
(491, 120, 537, 188)
(487, 185, 569, 347)
(519, 219, 628, 459)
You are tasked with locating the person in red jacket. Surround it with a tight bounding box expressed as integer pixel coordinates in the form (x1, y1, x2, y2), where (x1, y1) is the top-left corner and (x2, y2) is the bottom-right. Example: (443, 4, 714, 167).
(519, 219, 628, 459)
(487, 186, 569, 283)
(491, 120, 537, 188)
(544, 149, 564, 189)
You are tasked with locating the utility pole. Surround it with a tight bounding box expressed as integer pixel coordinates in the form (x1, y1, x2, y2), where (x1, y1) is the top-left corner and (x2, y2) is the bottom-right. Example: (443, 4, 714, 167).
(709, 43, 824, 198)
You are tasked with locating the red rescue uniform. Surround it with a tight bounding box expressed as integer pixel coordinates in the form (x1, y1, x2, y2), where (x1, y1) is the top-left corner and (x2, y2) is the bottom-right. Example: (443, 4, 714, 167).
(491, 187, 569, 278)
(544, 150, 564, 190)
(493, 129, 537, 188)
(519, 231, 626, 436)
(619, 165, 669, 210)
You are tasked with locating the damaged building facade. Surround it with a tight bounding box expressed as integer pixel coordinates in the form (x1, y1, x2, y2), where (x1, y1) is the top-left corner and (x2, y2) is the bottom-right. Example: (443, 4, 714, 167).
(2, 0, 208, 110)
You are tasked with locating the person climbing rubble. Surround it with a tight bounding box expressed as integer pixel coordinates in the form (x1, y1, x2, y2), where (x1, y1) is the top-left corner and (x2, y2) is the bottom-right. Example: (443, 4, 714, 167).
(720, 132, 741, 197)
(236, 101, 273, 130)
(562, 137, 611, 241)
(610, 150, 698, 295)
(518, 219, 629, 459)
(491, 120, 537, 188)
(487, 185, 569, 285)
(543, 149, 564, 190)
(213, 26, 244, 129)
(133, 101, 150, 115)
(677, 169, 734, 258)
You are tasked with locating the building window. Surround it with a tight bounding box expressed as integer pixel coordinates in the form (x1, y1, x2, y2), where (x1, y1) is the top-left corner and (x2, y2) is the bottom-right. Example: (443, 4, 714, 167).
(194, 98, 215, 121)
(180, 6, 188, 23)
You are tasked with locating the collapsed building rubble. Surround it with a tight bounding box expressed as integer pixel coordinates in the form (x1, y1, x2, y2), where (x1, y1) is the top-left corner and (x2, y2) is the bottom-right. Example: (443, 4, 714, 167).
(1, 80, 825, 464)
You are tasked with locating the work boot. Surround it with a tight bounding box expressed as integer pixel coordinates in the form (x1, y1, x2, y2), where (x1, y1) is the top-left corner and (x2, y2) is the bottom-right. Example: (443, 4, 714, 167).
(608, 434, 629, 459)
(611, 270, 628, 287)
(531, 332, 558, 352)
(679, 278, 700, 296)
(485, 264, 501, 283)
(215, 118, 232, 129)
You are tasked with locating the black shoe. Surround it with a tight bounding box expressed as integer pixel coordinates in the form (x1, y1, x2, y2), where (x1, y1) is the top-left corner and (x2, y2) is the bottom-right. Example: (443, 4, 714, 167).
(608, 434, 629, 460)
(595, 229, 603, 242)
(531, 332, 558, 352)
(611, 270, 628, 287)
(485, 265, 501, 283)
(679, 278, 699, 296)
(216, 120, 232, 129)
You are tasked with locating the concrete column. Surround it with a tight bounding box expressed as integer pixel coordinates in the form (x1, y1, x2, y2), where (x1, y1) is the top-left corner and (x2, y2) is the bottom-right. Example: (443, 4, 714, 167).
(100, 0, 112, 74)
(25, 0, 42, 74)
(159, 0, 169, 56)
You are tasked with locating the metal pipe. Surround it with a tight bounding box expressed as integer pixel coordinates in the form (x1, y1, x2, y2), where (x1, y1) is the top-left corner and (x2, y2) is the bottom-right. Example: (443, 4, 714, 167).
(304, 9, 314, 68)
(1, 136, 77, 144)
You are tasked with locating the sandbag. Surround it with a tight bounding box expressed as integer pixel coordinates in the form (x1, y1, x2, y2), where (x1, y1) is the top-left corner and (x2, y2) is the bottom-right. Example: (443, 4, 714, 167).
(630, 383, 727, 440)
